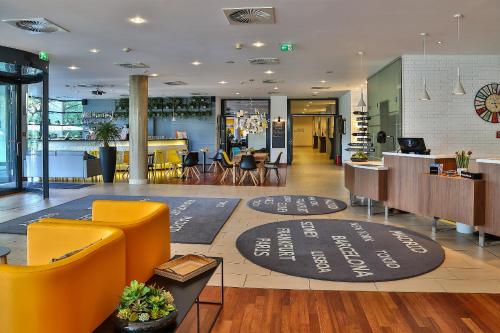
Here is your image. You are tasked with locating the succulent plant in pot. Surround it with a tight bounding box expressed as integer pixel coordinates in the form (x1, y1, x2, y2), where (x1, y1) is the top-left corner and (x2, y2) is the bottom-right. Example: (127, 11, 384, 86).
(114, 280, 177, 332)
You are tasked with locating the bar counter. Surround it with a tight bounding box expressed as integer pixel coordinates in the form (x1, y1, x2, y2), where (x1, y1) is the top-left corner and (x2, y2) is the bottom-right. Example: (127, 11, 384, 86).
(30, 138, 188, 153)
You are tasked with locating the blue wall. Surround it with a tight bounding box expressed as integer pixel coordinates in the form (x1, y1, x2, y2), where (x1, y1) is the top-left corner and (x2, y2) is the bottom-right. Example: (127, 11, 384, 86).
(83, 98, 217, 154)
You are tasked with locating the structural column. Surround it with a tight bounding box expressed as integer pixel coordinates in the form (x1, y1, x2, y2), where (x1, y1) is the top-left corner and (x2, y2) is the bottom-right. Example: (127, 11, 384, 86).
(128, 75, 148, 184)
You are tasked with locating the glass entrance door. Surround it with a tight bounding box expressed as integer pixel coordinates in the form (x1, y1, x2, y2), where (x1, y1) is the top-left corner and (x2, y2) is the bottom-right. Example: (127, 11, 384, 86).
(0, 81, 21, 194)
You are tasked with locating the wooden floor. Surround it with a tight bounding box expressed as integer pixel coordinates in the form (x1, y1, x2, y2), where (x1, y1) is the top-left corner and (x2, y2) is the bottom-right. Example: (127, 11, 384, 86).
(114, 166, 287, 187)
(185, 287, 500, 333)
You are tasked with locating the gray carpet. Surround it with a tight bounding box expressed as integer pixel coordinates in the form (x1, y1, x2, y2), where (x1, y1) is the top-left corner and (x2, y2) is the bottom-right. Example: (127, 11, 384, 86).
(0, 195, 240, 244)
(236, 219, 445, 282)
(247, 195, 347, 215)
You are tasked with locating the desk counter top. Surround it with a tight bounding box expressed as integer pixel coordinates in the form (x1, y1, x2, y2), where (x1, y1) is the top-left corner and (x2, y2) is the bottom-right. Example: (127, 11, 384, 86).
(344, 161, 388, 171)
(476, 158, 500, 165)
(382, 152, 455, 159)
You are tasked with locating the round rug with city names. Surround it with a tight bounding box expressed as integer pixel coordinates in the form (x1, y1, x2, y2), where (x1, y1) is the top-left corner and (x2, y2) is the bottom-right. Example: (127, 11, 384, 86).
(236, 219, 445, 282)
(247, 195, 347, 215)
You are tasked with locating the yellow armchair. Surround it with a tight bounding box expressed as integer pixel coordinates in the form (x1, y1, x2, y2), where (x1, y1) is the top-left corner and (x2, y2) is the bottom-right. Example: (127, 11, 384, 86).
(0, 222, 126, 333)
(43, 200, 171, 283)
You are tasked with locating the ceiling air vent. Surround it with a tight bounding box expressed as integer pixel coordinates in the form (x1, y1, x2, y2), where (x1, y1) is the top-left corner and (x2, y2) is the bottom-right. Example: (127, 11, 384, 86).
(2, 17, 69, 34)
(164, 81, 187, 86)
(262, 79, 284, 84)
(114, 62, 150, 69)
(223, 7, 275, 25)
(268, 91, 280, 95)
(248, 57, 279, 65)
(190, 92, 207, 96)
(311, 86, 331, 90)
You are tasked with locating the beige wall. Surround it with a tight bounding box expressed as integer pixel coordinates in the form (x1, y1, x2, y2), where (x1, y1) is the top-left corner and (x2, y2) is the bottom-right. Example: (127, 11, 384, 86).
(293, 116, 313, 146)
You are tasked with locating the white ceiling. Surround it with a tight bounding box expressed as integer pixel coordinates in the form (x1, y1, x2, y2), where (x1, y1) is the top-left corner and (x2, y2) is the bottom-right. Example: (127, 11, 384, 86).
(1, 0, 499, 99)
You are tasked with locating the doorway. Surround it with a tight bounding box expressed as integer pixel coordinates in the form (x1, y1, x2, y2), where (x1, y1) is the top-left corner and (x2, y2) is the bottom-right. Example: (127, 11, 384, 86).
(0, 82, 21, 195)
(287, 98, 341, 165)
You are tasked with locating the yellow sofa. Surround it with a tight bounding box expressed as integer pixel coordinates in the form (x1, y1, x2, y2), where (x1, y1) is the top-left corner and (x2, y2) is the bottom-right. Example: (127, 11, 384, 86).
(0, 222, 126, 333)
(43, 200, 171, 283)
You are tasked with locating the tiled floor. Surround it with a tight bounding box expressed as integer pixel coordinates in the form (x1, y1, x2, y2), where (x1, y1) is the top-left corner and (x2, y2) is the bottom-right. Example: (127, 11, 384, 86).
(1, 147, 499, 293)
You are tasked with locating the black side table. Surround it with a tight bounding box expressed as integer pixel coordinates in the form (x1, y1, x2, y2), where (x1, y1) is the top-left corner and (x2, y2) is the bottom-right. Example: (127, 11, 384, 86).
(95, 256, 223, 333)
(0, 246, 11, 264)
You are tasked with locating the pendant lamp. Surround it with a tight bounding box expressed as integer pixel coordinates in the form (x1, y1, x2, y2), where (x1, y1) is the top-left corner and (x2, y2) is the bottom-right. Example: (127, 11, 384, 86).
(419, 33, 431, 101)
(452, 14, 466, 95)
(357, 51, 367, 107)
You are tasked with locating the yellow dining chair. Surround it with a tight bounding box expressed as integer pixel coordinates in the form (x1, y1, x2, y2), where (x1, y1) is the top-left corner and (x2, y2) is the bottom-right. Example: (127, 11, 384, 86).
(0, 222, 126, 333)
(166, 149, 182, 177)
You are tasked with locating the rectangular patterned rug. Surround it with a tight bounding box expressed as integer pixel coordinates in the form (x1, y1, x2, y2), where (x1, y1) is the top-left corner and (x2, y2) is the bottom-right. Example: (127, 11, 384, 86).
(0, 195, 240, 244)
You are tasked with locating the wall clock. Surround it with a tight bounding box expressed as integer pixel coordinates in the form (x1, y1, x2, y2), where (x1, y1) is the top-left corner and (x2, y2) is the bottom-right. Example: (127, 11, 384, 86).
(474, 83, 500, 123)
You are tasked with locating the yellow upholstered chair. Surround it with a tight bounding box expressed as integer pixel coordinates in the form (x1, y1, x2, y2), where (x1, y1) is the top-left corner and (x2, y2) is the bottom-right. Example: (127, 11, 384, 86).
(153, 150, 167, 174)
(42, 200, 170, 283)
(0, 222, 126, 333)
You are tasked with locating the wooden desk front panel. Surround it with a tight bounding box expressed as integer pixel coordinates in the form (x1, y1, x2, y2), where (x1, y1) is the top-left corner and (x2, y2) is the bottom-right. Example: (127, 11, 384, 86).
(344, 164, 387, 201)
(384, 156, 455, 215)
(424, 174, 485, 226)
(478, 163, 500, 236)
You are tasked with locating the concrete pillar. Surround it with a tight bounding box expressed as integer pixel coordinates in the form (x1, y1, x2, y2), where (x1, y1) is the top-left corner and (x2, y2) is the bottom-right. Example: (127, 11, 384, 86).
(128, 75, 148, 184)
(270, 95, 288, 162)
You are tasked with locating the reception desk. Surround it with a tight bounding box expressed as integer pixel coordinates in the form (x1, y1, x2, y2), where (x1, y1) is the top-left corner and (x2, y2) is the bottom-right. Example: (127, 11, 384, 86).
(383, 152, 456, 216)
(344, 161, 388, 215)
(344, 152, 500, 246)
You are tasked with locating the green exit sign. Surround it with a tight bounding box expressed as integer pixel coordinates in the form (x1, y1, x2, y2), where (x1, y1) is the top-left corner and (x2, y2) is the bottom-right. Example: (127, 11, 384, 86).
(280, 43, 295, 52)
(39, 51, 49, 61)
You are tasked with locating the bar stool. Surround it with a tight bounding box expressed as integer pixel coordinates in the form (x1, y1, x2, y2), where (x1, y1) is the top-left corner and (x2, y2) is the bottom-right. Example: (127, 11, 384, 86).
(0, 246, 11, 264)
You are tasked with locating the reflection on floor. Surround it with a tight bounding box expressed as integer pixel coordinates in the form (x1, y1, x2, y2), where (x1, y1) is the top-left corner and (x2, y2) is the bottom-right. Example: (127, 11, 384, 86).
(1, 146, 500, 294)
(292, 146, 333, 166)
(114, 165, 287, 187)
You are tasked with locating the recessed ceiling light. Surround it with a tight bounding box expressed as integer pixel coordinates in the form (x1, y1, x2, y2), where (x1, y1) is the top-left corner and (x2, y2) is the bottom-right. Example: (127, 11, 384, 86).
(252, 41, 265, 48)
(89, 48, 100, 53)
(191, 60, 202, 66)
(122, 47, 132, 53)
(218, 81, 228, 84)
(236, 92, 240, 95)
(68, 65, 80, 70)
(436, 41, 444, 45)
(149, 73, 159, 77)
(264, 70, 274, 75)
(129, 16, 146, 24)
(274, 86, 279, 90)
(312, 91, 319, 95)
(320, 80, 327, 83)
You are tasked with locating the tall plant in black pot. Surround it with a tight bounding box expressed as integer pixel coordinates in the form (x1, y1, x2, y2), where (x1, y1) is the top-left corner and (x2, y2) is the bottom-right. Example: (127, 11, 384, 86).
(95, 121, 120, 183)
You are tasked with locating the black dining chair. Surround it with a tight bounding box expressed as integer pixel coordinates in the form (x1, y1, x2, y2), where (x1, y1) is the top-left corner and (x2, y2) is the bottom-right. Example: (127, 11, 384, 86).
(208, 150, 223, 173)
(181, 152, 200, 180)
(238, 154, 259, 186)
(147, 153, 156, 179)
(264, 152, 282, 183)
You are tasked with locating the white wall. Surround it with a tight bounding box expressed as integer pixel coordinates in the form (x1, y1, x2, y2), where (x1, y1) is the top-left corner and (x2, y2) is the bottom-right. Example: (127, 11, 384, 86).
(293, 116, 313, 146)
(402, 55, 500, 158)
(270, 96, 288, 162)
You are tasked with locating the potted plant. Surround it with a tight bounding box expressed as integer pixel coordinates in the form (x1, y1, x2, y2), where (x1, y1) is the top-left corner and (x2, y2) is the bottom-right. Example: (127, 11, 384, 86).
(114, 280, 177, 332)
(455, 150, 472, 175)
(351, 151, 368, 162)
(95, 121, 120, 183)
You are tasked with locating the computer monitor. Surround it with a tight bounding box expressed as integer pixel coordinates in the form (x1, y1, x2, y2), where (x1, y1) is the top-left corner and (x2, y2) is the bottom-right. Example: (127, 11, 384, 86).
(398, 138, 430, 154)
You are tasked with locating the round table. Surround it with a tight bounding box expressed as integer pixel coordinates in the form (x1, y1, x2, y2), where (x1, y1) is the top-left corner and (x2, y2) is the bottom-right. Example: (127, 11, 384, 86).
(0, 246, 11, 264)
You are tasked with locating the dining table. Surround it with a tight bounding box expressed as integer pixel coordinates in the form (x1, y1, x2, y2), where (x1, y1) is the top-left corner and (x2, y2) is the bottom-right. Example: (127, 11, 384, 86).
(232, 152, 269, 185)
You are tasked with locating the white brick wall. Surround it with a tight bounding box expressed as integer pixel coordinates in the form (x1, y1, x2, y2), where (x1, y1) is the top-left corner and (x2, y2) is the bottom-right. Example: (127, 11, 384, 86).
(402, 55, 500, 158)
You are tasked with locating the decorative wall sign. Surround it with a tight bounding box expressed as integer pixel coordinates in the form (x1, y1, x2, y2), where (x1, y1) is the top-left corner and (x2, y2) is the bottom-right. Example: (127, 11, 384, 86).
(272, 120, 286, 148)
(474, 83, 500, 123)
(236, 219, 445, 282)
(247, 195, 347, 215)
(0, 195, 240, 244)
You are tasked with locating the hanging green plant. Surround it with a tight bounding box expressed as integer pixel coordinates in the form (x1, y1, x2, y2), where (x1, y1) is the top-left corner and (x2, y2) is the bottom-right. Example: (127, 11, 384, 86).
(117, 98, 129, 111)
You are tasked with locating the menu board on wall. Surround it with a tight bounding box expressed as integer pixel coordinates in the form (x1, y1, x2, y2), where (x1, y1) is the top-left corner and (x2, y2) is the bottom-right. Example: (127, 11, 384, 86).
(272, 121, 286, 148)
